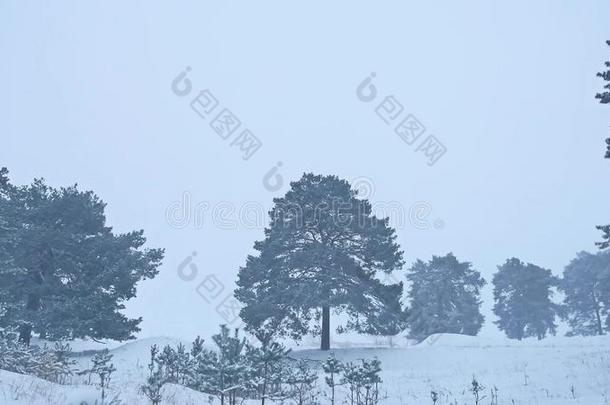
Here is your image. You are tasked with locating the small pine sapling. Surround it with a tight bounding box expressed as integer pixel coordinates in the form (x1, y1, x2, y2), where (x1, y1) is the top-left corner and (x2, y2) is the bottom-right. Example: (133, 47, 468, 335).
(244, 329, 290, 405)
(78, 349, 117, 402)
(285, 359, 319, 405)
(53, 342, 76, 384)
(341, 358, 383, 405)
(469, 376, 486, 405)
(141, 345, 167, 405)
(360, 358, 382, 405)
(322, 354, 343, 405)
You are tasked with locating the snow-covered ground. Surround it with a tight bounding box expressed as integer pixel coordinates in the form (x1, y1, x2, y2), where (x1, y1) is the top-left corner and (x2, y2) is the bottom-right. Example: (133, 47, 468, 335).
(1, 334, 609, 405)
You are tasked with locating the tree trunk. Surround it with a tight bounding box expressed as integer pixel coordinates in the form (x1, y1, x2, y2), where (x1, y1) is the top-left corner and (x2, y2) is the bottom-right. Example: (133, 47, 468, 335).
(321, 306, 330, 350)
(593, 289, 604, 335)
(261, 364, 267, 405)
(18, 323, 32, 346)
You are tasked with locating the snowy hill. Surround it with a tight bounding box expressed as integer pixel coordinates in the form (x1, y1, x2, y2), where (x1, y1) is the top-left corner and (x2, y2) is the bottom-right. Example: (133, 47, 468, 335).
(1, 334, 609, 404)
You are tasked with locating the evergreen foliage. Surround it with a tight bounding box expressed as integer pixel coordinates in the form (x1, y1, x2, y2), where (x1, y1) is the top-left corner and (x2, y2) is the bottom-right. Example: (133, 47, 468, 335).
(406, 253, 486, 342)
(236, 173, 405, 350)
(493, 258, 560, 340)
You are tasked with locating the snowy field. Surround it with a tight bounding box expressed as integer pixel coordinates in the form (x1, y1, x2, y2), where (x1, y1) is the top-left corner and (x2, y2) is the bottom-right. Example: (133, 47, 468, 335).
(1, 333, 609, 405)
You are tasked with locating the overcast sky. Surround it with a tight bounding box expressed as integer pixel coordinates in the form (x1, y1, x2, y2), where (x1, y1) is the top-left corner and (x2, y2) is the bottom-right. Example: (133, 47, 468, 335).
(2, 1, 610, 341)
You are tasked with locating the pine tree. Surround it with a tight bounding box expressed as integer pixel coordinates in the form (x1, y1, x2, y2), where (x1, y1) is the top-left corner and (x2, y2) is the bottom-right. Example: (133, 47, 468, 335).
(0, 326, 76, 382)
(52, 342, 76, 384)
(141, 345, 167, 405)
(189, 335, 216, 390)
(406, 253, 486, 342)
(562, 250, 610, 336)
(596, 41, 610, 247)
(154, 342, 193, 385)
(236, 173, 405, 350)
(78, 349, 117, 402)
(0, 168, 164, 345)
(285, 359, 319, 405)
(245, 330, 290, 405)
(596, 40, 610, 155)
(493, 258, 560, 340)
(198, 325, 249, 405)
(341, 358, 383, 405)
(322, 354, 343, 405)
(141, 367, 165, 405)
(359, 358, 382, 405)
(469, 376, 486, 405)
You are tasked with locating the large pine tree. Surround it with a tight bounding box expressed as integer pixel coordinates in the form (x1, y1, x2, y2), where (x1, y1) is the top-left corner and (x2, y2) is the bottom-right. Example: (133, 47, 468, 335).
(492, 258, 559, 340)
(0, 169, 164, 344)
(406, 253, 485, 342)
(596, 40, 610, 248)
(562, 250, 610, 336)
(235, 173, 405, 350)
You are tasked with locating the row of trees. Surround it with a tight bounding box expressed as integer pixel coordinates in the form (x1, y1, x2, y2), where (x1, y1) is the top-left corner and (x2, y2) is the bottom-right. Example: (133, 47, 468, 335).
(403, 251, 610, 342)
(493, 252, 610, 340)
(234, 172, 610, 347)
(140, 325, 384, 405)
(0, 165, 608, 351)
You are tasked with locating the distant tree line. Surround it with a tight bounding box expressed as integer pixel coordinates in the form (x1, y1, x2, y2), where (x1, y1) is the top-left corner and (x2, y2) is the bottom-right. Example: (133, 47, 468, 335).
(234, 171, 610, 346)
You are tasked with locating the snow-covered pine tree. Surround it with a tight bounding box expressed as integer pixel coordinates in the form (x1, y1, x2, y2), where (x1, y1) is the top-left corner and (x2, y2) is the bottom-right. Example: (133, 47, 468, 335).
(155, 343, 192, 385)
(175, 342, 192, 385)
(52, 342, 76, 384)
(285, 359, 319, 405)
(359, 358, 382, 405)
(322, 353, 343, 405)
(236, 173, 406, 350)
(156, 344, 178, 382)
(79, 349, 117, 401)
(189, 336, 217, 391)
(0, 168, 164, 345)
(141, 367, 166, 405)
(342, 362, 361, 405)
(469, 376, 486, 405)
(596, 40, 610, 155)
(493, 258, 560, 340)
(0, 326, 76, 382)
(341, 358, 383, 405)
(406, 253, 486, 342)
(562, 250, 610, 336)
(245, 329, 291, 405)
(596, 41, 610, 247)
(197, 325, 249, 405)
(140, 345, 167, 405)
(0, 326, 33, 374)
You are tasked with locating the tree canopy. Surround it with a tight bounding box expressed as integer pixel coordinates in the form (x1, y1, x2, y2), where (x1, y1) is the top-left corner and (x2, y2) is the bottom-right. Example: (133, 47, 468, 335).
(0, 168, 164, 344)
(235, 173, 405, 350)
